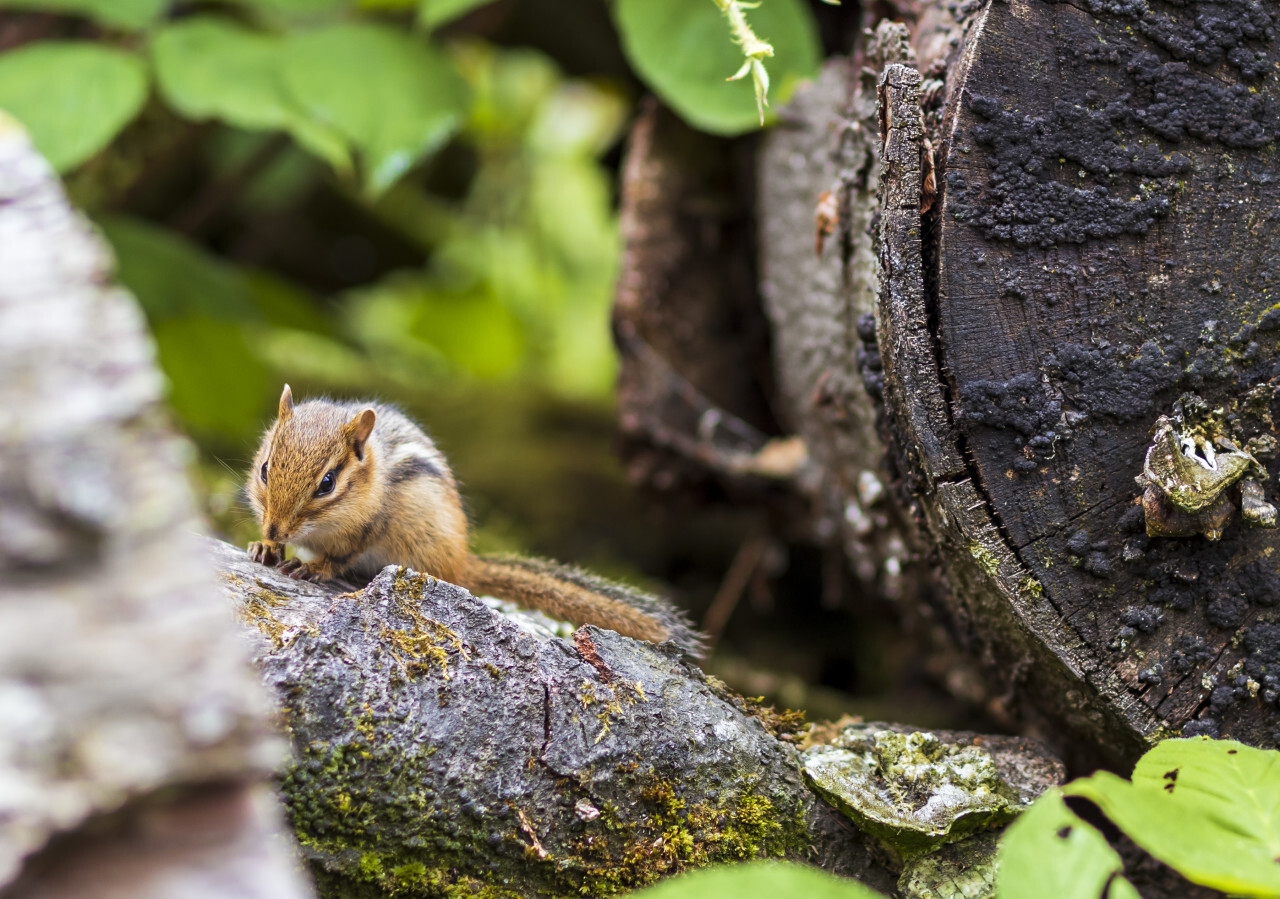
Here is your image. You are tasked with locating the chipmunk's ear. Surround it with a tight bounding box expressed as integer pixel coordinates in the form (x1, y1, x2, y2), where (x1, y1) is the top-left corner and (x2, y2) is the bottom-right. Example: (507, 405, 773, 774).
(278, 384, 295, 420)
(347, 407, 376, 461)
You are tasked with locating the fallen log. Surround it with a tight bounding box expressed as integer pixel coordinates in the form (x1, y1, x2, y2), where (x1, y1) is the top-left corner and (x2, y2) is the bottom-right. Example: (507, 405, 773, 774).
(213, 538, 1066, 897)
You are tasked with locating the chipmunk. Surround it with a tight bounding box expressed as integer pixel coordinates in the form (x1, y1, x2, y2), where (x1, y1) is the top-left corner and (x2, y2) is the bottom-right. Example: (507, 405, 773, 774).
(247, 385, 702, 655)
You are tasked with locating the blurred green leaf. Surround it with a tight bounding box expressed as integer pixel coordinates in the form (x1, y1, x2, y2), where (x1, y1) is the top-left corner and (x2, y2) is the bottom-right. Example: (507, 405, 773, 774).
(527, 81, 628, 158)
(0, 0, 166, 29)
(401, 277, 525, 379)
(209, 131, 324, 214)
(255, 328, 374, 386)
(1107, 879, 1143, 899)
(282, 22, 468, 194)
(1067, 738, 1280, 898)
(100, 216, 258, 321)
(527, 158, 618, 397)
(345, 283, 451, 382)
(613, 0, 820, 135)
(100, 216, 276, 444)
(451, 41, 559, 142)
(417, 293, 523, 379)
(0, 42, 147, 171)
(994, 789, 1134, 899)
(418, 0, 493, 30)
(358, 42, 622, 399)
(152, 316, 273, 442)
(226, 0, 351, 15)
(632, 861, 886, 899)
(151, 17, 351, 172)
(244, 269, 334, 334)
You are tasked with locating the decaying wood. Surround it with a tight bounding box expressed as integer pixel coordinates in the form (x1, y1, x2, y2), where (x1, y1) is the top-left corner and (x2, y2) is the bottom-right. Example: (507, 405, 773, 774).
(748, 1, 1280, 763)
(0, 114, 311, 898)
(876, 58, 1157, 767)
(861, 0, 1280, 762)
(756, 56, 914, 590)
(615, 100, 785, 499)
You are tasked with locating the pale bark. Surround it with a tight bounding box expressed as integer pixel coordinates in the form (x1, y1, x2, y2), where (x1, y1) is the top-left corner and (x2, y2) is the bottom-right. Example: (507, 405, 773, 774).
(0, 113, 312, 899)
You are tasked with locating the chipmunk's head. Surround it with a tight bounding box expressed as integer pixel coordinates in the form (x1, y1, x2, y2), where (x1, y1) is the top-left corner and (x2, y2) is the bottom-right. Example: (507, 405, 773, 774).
(248, 384, 378, 545)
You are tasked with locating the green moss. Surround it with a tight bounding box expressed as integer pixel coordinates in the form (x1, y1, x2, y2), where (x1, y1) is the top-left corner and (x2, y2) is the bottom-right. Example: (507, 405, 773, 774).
(576, 677, 646, 745)
(311, 849, 526, 899)
(568, 768, 806, 896)
(359, 854, 385, 880)
(375, 575, 471, 679)
(237, 584, 315, 649)
(968, 542, 1001, 578)
(703, 677, 807, 742)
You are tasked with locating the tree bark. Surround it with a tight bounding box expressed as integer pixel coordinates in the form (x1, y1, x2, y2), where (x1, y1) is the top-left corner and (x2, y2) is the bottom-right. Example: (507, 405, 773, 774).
(896, 0, 1280, 762)
(0, 114, 311, 897)
(754, 0, 1280, 766)
(212, 538, 1070, 898)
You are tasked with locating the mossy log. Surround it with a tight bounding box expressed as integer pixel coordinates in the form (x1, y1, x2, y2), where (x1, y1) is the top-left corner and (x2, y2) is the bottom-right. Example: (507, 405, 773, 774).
(211, 539, 905, 897)
(211, 537, 1082, 898)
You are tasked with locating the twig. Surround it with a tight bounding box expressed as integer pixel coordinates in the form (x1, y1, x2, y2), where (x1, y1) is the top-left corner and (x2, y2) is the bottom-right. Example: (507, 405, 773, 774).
(703, 527, 770, 650)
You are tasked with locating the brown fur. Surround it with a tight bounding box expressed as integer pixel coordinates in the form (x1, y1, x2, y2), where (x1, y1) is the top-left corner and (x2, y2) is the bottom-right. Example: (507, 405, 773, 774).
(248, 385, 693, 650)
(247, 385, 468, 584)
(457, 557, 671, 644)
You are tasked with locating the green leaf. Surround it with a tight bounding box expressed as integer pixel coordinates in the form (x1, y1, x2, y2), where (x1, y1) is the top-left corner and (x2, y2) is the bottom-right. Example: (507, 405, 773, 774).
(614, 0, 820, 136)
(99, 216, 259, 322)
(995, 789, 1136, 899)
(1106, 878, 1144, 899)
(282, 22, 468, 194)
(408, 283, 525, 379)
(225, 0, 351, 14)
(1067, 737, 1280, 898)
(631, 861, 886, 899)
(0, 42, 147, 171)
(417, 0, 493, 29)
(99, 216, 275, 444)
(150, 316, 274, 442)
(0, 0, 166, 30)
(151, 16, 350, 171)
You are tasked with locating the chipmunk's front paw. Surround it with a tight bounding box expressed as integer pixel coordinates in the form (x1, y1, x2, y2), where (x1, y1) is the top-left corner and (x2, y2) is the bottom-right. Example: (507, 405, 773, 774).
(248, 540, 284, 567)
(280, 557, 334, 583)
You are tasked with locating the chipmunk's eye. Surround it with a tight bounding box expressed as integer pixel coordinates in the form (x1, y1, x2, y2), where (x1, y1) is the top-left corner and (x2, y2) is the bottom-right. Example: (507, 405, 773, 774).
(260, 462, 268, 482)
(315, 469, 337, 497)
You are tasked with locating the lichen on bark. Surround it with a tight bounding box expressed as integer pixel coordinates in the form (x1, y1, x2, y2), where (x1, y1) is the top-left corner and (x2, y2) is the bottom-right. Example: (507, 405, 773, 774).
(210, 541, 883, 897)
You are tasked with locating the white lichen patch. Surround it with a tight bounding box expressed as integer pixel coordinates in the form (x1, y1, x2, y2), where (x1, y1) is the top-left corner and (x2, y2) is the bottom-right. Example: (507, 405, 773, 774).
(480, 595, 576, 640)
(802, 725, 1023, 857)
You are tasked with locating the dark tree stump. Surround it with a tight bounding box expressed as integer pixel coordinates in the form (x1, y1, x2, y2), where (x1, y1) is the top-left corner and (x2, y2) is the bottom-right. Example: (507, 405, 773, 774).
(876, 0, 1280, 762)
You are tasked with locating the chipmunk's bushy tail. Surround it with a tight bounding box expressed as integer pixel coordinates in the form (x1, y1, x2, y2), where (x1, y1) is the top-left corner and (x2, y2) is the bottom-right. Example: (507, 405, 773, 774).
(458, 555, 704, 657)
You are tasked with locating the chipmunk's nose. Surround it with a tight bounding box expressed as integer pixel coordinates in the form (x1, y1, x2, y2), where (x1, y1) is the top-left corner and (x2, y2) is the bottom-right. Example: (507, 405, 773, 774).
(267, 523, 280, 541)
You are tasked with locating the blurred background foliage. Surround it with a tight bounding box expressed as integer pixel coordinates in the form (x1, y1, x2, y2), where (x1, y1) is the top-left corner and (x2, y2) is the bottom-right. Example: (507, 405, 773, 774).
(0, 0, 819, 519)
(0, 0, 970, 727)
